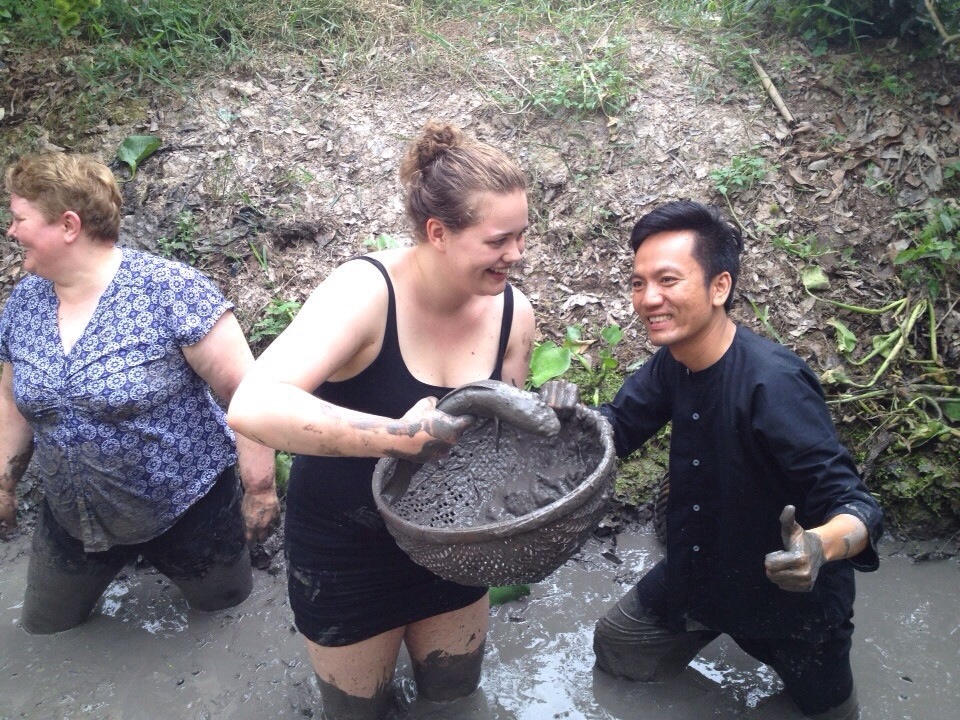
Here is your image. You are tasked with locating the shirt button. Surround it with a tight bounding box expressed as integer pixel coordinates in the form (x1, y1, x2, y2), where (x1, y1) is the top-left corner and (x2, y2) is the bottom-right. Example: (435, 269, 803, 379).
(692, 545, 700, 552)
(692, 412, 700, 420)
(692, 459, 700, 467)
(693, 504, 700, 512)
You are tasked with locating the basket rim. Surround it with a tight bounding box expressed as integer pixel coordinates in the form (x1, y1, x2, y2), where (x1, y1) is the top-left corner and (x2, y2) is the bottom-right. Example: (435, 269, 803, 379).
(372, 405, 615, 545)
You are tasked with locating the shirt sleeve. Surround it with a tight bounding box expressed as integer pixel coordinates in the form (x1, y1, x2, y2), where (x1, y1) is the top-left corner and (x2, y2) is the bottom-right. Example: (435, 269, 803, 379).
(0, 281, 27, 364)
(751, 358, 883, 571)
(600, 349, 672, 458)
(156, 259, 234, 347)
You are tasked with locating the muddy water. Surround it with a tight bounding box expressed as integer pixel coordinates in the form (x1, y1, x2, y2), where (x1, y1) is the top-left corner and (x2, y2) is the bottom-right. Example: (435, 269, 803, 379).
(1, 527, 957, 719)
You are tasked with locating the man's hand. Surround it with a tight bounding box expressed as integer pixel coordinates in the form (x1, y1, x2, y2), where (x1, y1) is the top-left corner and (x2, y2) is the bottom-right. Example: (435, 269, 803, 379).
(538, 380, 580, 417)
(764, 505, 826, 592)
(0, 486, 17, 539)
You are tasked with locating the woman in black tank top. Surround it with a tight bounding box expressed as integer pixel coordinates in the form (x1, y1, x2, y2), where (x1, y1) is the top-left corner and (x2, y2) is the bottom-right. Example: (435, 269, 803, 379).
(229, 121, 536, 718)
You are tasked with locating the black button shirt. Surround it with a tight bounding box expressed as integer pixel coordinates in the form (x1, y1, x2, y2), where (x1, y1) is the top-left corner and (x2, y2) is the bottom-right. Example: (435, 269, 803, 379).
(600, 326, 883, 641)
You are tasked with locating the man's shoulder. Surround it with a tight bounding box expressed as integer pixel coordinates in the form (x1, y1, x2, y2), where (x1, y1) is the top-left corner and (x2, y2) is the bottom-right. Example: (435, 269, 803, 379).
(733, 325, 806, 366)
(731, 325, 822, 394)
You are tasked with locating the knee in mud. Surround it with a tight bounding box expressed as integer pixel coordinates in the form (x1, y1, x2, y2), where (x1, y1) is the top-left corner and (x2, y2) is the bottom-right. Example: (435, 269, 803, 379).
(413, 643, 485, 702)
(316, 674, 394, 720)
(170, 547, 253, 612)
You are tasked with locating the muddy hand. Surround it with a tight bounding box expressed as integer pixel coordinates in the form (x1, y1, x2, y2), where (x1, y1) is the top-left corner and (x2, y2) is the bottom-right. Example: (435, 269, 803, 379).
(388, 396, 475, 463)
(764, 505, 825, 592)
(0, 488, 17, 540)
(242, 488, 280, 545)
(538, 380, 580, 419)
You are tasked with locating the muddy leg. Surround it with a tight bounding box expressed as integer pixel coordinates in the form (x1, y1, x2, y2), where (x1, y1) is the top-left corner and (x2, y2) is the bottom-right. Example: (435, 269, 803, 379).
(22, 500, 127, 634)
(315, 674, 393, 720)
(593, 585, 717, 681)
(305, 628, 404, 720)
(168, 545, 253, 612)
(146, 467, 252, 612)
(405, 593, 488, 702)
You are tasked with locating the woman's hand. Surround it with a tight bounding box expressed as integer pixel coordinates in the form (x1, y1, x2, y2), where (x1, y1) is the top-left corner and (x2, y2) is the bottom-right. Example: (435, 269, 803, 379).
(386, 397, 475, 463)
(0, 486, 17, 538)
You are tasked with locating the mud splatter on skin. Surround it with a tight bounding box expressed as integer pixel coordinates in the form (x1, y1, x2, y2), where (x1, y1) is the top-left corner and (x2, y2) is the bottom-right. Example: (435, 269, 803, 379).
(315, 673, 394, 720)
(0, 448, 32, 536)
(413, 643, 485, 702)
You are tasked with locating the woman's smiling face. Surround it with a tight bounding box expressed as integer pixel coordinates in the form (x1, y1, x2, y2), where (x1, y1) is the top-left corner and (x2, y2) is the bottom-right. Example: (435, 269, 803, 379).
(444, 189, 528, 294)
(7, 194, 67, 278)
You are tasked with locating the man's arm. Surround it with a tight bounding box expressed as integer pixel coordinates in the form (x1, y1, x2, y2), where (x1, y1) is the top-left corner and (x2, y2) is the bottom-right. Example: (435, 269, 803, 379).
(0, 363, 34, 537)
(764, 505, 869, 592)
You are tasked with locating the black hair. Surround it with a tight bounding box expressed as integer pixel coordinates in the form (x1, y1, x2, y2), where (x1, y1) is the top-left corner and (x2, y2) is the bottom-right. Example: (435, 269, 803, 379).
(629, 200, 744, 312)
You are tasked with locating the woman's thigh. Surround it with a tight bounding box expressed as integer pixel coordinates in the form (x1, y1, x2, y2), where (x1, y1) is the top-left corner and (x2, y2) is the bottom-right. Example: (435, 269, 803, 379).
(404, 593, 489, 702)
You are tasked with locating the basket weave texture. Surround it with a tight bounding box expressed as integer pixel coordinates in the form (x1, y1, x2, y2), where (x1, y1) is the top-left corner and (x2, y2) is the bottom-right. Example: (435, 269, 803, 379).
(372, 404, 616, 587)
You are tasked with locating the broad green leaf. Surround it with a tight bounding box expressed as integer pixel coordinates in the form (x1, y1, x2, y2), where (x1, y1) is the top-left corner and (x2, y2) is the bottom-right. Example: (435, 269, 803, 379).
(943, 401, 960, 423)
(600, 324, 623, 346)
(826, 318, 857, 354)
(529, 342, 571, 388)
(117, 135, 161, 178)
(564, 325, 584, 343)
(801, 265, 830, 291)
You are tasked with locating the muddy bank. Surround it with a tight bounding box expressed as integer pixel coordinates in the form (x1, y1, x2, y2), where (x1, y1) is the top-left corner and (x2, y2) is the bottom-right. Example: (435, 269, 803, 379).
(1, 523, 957, 719)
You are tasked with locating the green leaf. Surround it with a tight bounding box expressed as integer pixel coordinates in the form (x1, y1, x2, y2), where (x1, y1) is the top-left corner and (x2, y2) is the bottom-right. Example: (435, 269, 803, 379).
(489, 584, 531, 605)
(801, 265, 830, 291)
(600, 324, 623, 346)
(529, 342, 571, 388)
(942, 401, 960, 423)
(870, 329, 901, 358)
(826, 318, 857, 354)
(819, 366, 853, 387)
(117, 135, 161, 178)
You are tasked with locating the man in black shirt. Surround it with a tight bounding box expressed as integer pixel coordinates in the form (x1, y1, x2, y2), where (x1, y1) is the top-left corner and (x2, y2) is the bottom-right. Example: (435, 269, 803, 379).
(590, 200, 883, 719)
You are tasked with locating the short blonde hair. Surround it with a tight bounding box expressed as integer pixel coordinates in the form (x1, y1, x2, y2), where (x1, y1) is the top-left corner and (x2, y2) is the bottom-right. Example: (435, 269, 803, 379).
(399, 121, 526, 241)
(5, 153, 122, 242)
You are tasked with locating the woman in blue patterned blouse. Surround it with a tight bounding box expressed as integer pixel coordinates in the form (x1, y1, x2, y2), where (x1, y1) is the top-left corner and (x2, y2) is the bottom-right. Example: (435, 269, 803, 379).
(0, 153, 278, 633)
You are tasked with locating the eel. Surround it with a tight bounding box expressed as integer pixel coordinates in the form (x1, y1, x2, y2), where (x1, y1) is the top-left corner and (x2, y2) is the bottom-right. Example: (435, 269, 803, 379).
(436, 379, 561, 437)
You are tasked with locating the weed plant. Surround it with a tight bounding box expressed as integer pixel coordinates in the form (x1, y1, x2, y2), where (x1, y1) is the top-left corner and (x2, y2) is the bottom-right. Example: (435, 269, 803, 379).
(249, 297, 302, 349)
(157, 211, 201, 265)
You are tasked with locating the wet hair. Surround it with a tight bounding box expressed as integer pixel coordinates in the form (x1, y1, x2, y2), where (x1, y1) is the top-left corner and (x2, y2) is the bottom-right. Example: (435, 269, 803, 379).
(5, 153, 122, 242)
(399, 120, 526, 241)
(629, 200, 744, 312)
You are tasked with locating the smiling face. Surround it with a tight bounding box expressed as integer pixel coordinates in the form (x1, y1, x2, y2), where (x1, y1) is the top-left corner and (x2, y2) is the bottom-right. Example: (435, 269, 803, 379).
(442, 189, 528, 294)
(631, 229, 732, 366)
(6, 194, 67, 278)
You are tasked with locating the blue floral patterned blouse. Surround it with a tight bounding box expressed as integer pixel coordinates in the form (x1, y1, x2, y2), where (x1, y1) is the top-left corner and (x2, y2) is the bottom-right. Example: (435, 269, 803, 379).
(0, 248, 237, 551)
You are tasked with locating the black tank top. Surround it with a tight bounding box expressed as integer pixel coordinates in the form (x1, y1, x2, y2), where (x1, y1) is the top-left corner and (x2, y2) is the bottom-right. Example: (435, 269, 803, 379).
(285, 256, 515, 543)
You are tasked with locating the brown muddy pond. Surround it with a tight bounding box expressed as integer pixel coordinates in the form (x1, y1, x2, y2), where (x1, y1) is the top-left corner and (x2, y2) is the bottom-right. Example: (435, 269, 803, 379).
(1, 526, 957, 719)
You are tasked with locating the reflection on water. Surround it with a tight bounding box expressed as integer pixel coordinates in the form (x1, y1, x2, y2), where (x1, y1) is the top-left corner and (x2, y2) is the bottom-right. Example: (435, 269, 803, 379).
(0, 528, 957, 719)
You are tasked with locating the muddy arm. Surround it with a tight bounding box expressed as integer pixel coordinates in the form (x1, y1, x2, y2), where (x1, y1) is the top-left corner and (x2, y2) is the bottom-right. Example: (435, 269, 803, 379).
(182, 312, 279, 543)
(0, 363, 34, 537)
